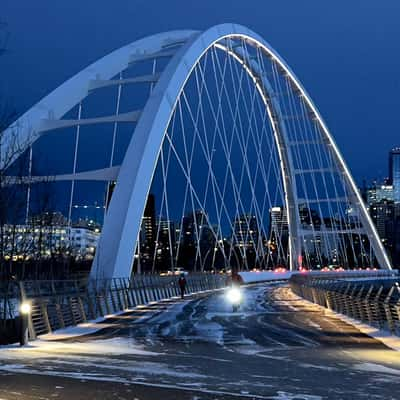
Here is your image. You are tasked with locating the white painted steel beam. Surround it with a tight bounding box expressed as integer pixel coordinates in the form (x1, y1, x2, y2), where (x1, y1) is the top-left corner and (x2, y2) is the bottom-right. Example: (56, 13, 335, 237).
(129, 49, 177, 64)
(297, 197, 349, 204)
(88, 74, 161, 91)
(1, 30, 197, 169)
(293, 168, 336, 175)
(4, 166, 120, 185)
(299, 229, 364, 236)
(38, 110, 141, 133)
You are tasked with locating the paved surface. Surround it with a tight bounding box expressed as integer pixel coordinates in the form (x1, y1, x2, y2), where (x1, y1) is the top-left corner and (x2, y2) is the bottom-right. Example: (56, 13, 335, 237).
(1, 283, 400, 399)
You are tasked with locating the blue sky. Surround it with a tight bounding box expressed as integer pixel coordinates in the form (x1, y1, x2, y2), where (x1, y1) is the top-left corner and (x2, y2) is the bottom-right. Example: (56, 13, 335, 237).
(2, 0, 400, 183)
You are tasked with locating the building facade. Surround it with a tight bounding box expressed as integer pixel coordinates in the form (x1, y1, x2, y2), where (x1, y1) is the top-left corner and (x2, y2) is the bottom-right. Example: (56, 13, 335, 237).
(389, 148, 400, 203)
(3, 222, 100, 261)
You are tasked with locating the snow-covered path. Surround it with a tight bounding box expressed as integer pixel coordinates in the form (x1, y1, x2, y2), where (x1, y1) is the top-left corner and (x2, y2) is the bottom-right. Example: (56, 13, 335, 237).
(1, 283, 400, 400)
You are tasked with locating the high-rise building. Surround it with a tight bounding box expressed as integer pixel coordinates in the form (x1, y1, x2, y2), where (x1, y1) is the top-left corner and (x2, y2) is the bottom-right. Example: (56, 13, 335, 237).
(270, 207, 288, 237)
(298, 204, 321, 229)
(177, 210, 214, 271)
(366, 184, 393, 204)
(369, 199, 395, 245)
(232, 214, 261, 270)
(139, 194, 156, 271)
(180, 210, 209, 244)
(389, 148, 400, 202)
(268, 207, 289, 267)
(365, 176, 397, 260)
(154, 219, 176, 270)
(387, 217, 400, 266)
(233, 214, 260, 249)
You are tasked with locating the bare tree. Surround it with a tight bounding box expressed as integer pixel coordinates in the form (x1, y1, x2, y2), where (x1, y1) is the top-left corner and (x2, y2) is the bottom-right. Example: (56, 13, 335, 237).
(0, 22, 24, 324)
(0, 23, 33, 280)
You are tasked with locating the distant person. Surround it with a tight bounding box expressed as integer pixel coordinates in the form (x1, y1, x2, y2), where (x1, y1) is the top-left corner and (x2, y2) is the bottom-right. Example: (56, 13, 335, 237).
(178, 273, 187, 299)
(231, 271, 242, 287)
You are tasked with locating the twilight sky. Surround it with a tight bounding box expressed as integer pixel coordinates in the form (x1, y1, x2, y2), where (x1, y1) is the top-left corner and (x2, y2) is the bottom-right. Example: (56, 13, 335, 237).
(1, 0, 400, 184)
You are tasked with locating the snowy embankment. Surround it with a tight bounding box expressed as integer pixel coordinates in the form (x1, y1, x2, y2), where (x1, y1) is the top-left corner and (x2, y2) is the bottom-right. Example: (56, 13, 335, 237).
(239, 271, 292, 283)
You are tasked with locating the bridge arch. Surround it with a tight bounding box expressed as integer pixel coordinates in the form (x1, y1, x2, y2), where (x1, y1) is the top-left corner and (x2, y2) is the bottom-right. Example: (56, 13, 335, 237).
(3, 24, 392, 279)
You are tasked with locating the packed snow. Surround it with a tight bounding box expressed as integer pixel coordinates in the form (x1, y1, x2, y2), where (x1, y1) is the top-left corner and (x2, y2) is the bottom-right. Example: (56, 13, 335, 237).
(239, 271, 292, 283)
(2, 282, 400, 399)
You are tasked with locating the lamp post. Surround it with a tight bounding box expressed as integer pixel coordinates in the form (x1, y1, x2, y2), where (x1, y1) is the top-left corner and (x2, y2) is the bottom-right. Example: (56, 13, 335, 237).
(19, 302, 31, 346)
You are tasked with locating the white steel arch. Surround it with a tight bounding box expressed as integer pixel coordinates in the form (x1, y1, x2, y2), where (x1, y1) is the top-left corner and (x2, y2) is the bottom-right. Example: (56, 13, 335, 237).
(4, 24, 391, 279)
(0, 30, 198, 170)
(88, 23, 391, 279)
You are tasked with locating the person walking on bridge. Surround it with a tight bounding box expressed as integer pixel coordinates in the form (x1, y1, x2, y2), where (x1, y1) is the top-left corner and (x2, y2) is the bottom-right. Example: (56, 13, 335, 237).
(231, 271, 242, 287)
(178, 273, 187, 299)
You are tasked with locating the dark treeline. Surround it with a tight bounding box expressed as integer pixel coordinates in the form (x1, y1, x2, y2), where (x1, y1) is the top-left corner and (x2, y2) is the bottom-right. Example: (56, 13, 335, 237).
(0, 23, 92, 282)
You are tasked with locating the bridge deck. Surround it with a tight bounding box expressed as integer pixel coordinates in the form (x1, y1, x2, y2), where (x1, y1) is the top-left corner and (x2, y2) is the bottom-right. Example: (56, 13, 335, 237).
(0, 283, 399, 399)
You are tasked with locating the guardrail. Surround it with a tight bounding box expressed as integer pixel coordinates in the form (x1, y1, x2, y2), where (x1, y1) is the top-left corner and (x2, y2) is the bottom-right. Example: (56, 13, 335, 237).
(290, 270, 400, 334)
(1, 273, 227, 342)
(5, 269, 398, 343)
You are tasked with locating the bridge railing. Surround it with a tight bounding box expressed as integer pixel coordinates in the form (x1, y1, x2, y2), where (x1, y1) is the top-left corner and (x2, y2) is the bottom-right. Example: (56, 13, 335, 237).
(10, 273, 227, 340)
(290, 270, 400, 335)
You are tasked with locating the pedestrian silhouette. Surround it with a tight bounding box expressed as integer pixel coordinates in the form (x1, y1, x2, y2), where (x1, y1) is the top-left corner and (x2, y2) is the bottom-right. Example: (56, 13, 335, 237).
(178, 273, 187, 299)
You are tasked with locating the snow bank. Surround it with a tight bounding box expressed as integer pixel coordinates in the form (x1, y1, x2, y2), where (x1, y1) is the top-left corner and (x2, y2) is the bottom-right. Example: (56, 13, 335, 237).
(0, 336, 161, 358)
(239, 271, 292, 283)
(354, 362, 400, 376)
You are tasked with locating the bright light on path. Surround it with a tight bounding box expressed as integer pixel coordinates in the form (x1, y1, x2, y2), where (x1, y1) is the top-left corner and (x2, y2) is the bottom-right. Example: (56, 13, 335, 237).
(226, 287, 242, 304)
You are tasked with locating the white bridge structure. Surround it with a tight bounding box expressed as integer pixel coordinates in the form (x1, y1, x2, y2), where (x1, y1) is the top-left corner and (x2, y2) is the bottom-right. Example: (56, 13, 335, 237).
(3, 24, 392, 280)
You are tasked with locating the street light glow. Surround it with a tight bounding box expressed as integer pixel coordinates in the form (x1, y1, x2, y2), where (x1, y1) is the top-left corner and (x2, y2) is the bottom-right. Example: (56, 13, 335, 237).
(20, 303, 31, 315)
(226, 287, 242, 304)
